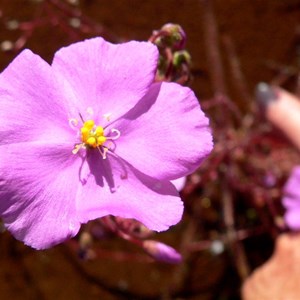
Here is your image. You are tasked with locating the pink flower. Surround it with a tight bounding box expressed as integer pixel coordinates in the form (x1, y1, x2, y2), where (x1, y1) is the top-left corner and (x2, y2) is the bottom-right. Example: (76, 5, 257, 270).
(0, 37, 213, 249)
(283, 166, 300, 230)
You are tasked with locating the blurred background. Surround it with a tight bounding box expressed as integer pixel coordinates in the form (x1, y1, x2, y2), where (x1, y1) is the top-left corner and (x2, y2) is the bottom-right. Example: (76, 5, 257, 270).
(1, 0, 300, 299)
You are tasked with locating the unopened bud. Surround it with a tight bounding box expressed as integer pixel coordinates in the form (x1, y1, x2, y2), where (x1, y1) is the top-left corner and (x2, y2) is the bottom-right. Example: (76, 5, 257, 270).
(154, 23, 186, 50)
(6, 19, 19, 30)
(1, 40, 13, 52)
(143, 240, 182, 264)
(173, 50, 191, 67)
(78, 231, 96, 260)
(79, 231, 92, 249)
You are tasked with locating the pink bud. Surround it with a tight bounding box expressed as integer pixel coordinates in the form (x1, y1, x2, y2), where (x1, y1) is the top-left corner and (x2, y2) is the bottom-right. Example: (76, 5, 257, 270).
(142, 240, 182, 264)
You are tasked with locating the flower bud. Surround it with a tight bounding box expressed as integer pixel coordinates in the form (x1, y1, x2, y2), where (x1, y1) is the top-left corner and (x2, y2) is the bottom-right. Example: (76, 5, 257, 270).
(153, 23, 187, 50)
(173, 50, 191, 68)
(142, 240, 182, 264)
(78, 231, 96, 260)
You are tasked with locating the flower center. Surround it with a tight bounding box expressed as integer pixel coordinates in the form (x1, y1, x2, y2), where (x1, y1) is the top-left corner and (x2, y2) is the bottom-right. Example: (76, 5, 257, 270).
(70, 113, 120, 159)
(81, 119, 107, 148)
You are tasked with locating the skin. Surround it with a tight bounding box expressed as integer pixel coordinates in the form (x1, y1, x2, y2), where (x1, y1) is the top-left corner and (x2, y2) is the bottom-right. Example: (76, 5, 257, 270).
(266, 87, 300, 150)
(242, 233, 300, 300)
(242, 87, 300, 299)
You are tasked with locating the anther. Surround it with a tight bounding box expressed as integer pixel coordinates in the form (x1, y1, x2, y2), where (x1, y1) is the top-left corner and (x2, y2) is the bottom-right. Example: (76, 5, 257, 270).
(84, 120, 95, 130)
(97, 136, 106, 145)
(81, 127, 89, 142)
(95, 126, 104, 136)
(86, 136, 97, 147)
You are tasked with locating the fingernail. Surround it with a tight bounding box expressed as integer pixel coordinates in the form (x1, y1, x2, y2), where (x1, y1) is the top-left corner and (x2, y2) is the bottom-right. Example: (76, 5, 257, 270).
(256, 82, 278, 107)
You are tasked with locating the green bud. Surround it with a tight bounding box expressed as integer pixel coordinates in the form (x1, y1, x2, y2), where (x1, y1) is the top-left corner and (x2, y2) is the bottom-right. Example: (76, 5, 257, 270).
(173, 50, 191, 67)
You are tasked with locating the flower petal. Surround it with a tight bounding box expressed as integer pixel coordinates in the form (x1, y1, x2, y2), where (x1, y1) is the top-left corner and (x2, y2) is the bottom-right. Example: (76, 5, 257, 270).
(283, 166, 300, 230)
(76, 152, 183, 231)
(112, 82, 213, 180)
(0, 49, 73, 145)
(52, 37, 159, 123)
(171, 177, 187, 191)
(0, 143, 81, 249)
(283, 166, 300, 202)
(284, 208, 300, 230)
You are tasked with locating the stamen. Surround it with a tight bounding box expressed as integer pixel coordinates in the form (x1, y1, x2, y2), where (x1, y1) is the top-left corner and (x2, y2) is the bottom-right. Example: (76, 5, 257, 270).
(79, 113, 85, 123)
(86, 136, 97, 147)
(95, 126, 104, 136)
(81, 127, 89, 142)
(84, 120, 95, 130)
(97, 146, 108, 159)
(97, 135, 106, 145)
(103, 113, 112, 122)
(69, 118, 78, 129)
(72, 144, 83, 154)
(107, 129, 121, 140)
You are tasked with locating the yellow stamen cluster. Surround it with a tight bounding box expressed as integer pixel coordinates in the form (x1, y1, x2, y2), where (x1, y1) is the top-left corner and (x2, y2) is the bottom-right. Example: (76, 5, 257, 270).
(80, 119, 107, 148)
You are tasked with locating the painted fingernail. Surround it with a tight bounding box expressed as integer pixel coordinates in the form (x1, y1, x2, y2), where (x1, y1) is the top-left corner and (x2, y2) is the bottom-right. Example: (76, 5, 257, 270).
(256, 82, 278, 107)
